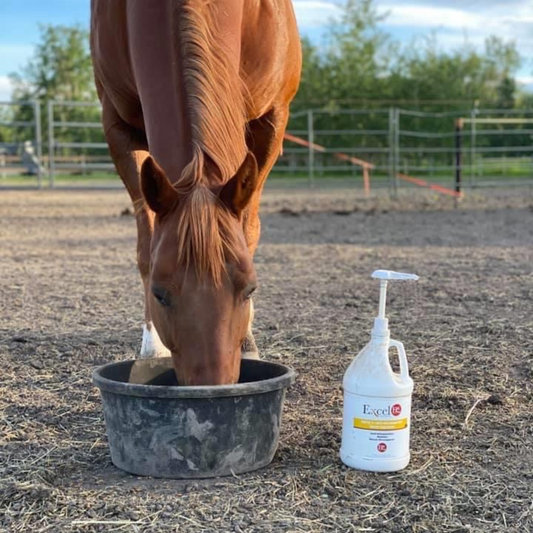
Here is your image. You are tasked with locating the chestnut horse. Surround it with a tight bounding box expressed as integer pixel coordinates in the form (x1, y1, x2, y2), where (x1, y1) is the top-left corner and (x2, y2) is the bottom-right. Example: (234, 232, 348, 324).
(90, 0, 301, 385)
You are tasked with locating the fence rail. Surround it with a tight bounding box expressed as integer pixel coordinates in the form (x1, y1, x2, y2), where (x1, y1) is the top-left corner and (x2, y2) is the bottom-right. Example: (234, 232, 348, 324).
(0, 100, 42, 187)
(1, 99, 533, 193)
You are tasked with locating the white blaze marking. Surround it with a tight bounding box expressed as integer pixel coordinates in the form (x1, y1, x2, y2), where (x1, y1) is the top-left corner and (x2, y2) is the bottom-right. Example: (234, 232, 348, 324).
(140, 322, 170, 358)
(242, 299, 260, 360)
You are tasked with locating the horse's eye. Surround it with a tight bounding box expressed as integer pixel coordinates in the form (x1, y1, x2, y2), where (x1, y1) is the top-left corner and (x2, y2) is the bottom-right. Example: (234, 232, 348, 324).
(152, 287, 171, 307)
(244, 284, 257, 301)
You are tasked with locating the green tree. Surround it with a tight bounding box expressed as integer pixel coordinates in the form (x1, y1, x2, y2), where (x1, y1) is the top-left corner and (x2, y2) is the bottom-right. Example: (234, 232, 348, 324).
(387, 34, 521, 110)
(326, 0, 391, 102)
(0, 106, 15, 143)
(293, 0, 392, 110)
(293, 0, 524, 114)
(292, 37, 327, 112)
(291, 0, 394, 163)
(10, 24, 95, 102)
(9, 24, 101, 154)
(287, 0, 527, 177)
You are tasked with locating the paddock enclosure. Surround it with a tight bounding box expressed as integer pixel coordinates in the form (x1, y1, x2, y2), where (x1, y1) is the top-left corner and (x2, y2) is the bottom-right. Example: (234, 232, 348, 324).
(1, 187, 532, 532)
(2, 101, 533, 194)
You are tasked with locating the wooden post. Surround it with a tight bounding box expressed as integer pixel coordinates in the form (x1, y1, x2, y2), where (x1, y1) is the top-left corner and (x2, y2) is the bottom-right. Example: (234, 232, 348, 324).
(363, 166, 370, 196)
(307, 110, 314, 189)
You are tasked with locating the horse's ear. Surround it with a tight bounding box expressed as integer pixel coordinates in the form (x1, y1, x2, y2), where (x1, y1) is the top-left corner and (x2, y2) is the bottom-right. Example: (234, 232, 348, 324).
(219, 152, 259, 218)
(141, 156, 179, 215)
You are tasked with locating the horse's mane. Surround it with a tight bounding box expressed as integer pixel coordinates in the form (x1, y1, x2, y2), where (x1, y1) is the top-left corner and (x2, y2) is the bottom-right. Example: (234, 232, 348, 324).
(170, 0, 248, 285)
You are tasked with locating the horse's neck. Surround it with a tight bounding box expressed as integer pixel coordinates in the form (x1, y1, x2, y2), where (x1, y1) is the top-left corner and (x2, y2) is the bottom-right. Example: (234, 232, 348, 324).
(127, 0, 247, 187)
(127, 1, 192, 182)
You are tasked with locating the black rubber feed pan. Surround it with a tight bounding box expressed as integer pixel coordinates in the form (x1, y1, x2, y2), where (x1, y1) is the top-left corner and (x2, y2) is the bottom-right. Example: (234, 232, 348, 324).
(93, 358, 295, 479)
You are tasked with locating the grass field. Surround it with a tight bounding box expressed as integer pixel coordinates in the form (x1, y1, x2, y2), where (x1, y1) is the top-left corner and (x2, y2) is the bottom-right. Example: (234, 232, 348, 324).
(2, 163, 533, 191)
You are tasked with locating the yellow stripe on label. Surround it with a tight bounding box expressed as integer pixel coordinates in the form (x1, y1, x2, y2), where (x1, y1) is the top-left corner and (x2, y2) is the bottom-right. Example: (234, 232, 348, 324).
(353, 418, 408, 430)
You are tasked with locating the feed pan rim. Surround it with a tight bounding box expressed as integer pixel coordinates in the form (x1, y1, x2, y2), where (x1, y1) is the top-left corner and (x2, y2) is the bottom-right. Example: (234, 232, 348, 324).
(92, 357, 296, 399)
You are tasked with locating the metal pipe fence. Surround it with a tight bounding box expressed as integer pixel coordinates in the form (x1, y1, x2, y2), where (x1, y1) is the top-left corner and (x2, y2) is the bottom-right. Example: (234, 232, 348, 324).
(394, 108, 533, 190)
(47, 100, 115, 188)
(0, 100, 43, 188)
(2, 100, 533, 192)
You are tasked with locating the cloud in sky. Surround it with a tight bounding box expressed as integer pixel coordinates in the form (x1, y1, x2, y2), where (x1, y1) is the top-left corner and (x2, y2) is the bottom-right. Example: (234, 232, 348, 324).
(294, 0, 533, 84)
(0, 0, 531, 98)
(0, 76, 13, 102)
(379, 5, 483, 30)
(292, 1, 342, 28)
(518, 74, 533, 86)
(379, 2, 533, 50)
(295, 1, 533, 46)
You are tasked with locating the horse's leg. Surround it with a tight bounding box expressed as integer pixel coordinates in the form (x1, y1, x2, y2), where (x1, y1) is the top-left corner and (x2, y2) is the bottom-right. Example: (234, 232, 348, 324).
(241, 107, 289, 360)
(101, 95, 170, 358)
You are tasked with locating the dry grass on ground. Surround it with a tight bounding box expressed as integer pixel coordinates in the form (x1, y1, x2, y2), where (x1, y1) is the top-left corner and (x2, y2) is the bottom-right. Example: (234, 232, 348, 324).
(1, 187, 532, 532)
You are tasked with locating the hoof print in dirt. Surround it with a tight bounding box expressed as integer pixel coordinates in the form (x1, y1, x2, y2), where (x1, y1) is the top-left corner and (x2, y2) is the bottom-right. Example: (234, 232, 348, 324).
(279, 207, 301, 217)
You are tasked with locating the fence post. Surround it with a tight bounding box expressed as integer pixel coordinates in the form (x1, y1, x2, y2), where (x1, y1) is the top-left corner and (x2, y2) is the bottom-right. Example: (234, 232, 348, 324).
(470, 108, 476, 187)
(47, 101, 55, 188)
(388, 107, 394, 197)
(363, 166, 370, 196)
(391, 108, 400, 197)
(454, 118, 463, 198)
(307, 109, 314, 189)
(34, 100, 43, 189)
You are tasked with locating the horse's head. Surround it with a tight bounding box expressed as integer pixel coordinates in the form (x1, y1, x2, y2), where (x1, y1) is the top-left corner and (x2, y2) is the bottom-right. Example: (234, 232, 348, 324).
(140, 154, 259, 386)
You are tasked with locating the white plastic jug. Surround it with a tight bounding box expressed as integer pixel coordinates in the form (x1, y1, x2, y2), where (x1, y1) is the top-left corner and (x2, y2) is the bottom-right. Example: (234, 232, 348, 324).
(340, 270, 419, 472)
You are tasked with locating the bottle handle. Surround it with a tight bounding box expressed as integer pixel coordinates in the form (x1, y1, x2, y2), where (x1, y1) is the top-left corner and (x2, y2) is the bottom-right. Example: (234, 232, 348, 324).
(389, 339, 409, 380)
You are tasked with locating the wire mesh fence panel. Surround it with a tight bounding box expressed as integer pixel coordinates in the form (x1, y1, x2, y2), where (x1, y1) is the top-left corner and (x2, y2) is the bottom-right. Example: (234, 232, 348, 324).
(47, 101, 118, 188)
(279, 107, 533, 194)
(8, 100, 531, 192)
(464, 111, 533, 187)
(276, 109, 393, 192)
(396, 108, 533, 192)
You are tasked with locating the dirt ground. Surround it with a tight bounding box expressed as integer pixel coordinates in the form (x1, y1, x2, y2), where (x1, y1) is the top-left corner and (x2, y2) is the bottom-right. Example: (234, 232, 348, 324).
(1, 186, 532, 532)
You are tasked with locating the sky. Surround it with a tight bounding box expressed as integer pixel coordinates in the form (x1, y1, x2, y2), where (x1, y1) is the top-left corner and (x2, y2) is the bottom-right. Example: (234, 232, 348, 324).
(0, 0, 532, 101)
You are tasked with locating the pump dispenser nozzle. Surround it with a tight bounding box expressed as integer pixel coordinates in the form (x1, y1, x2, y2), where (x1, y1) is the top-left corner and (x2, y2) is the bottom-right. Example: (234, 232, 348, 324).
(371, 270, 419, 337)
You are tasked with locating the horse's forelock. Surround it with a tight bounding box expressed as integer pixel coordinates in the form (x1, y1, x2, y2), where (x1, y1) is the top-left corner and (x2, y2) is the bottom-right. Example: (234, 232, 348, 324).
(175, 186, 239, 287)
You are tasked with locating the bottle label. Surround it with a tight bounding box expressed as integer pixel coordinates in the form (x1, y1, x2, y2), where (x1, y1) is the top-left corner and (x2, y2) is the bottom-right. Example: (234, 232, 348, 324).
(342, 393, 411, 461)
